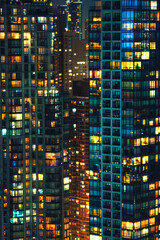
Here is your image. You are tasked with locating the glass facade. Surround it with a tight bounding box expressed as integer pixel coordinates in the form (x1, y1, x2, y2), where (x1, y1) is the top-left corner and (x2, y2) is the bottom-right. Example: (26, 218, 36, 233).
(89, 1, 102, 239)
(0, 2, 69, 240)
(101, 0, 160, 239)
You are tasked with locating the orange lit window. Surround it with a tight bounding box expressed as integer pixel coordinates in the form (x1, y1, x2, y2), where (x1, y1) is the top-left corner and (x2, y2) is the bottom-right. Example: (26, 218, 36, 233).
(1, 56, 5, 63)
(0, 17, 4, 23)
(31, 56, 35, 63)
(23, 17, 28, 23)
(0, 24, 4, 31)
(8, 32, 21, 39)
(24, 48, 28, 54)
(150, 23, 156, 30)
(9, 56, 21, 63)
(150, 81, 155, 88)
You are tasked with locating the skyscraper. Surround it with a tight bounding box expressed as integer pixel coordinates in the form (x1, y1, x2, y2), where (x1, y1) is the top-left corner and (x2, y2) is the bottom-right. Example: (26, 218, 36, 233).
(66, 0, 82, 40)
(0, 1, 69, 239)
(69, 80, 90, 240)
(63, 31, 87, 94)
(89, 1, 101, 239)
(100, 0, 160, 239)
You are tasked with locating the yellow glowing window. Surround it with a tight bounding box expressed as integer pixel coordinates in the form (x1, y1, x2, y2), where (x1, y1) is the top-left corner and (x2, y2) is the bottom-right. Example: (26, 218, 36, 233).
(149, 184, 155, 190)
(151, 1, 157, 10)
(10, 81, 22, 87)
(150, 90, 155, 98)
(90, 42, 101, 50)
(32, 174, 36, 181)
(122, 231, 132, 238)
(149, 209, 155, 216)
(38, 90, 43, 96)
(23, 17, 28, 23)
(38, 17, 47, 23)
(8, 33, 21, 39)
(110, 61, 120, 69)
(150, 42, 156, 49)
(149, 217, 155, 226)
(123, 176, 131, 183)
(24, 32, 31, 40)
(150, 137, 155, 144)
(142, 156, 148, 164)
(90, 136, 101, 144)
(155, 127, 160, 135)
(38, 174, 43, 180)
(134, 222, 140, 230)
(123, 23, 133, 30)
(0, 8, 2, 15)
(143, 176, 148, 182)
(134, 138, 140, 146)
(134, 62, 141, 69)
(134, 42, 141, 49)
(89, 70, 101, 78)
(124, 52, 133, 60)
(133, 157, 141, 165)
(64, 177, 69, 184)
(12, 8, 17, 15)
(24, 40, 29, 47)
(150, 81, 155, 88)
(122, 62, 133, 70)
(90, 80, 97, 88)
(135, 52, 141, 59)
(149, 120, 154, 126)
(141, 137, 148, 145)
(93, 17, 101, 22)
(0, 32, 5, 39)
(11, 24, 21, 31)
(141, 52, 150, 60)
(150, 23, 156, 30)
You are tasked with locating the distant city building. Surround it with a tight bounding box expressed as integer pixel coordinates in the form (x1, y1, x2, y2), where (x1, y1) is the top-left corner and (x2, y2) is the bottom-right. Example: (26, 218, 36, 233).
(66, 0, 82, 40)
(0, 1, 69, 239)
(88, 1, 101, 239)
(63, 31, 87, 94)
(69, 80, 89, 240)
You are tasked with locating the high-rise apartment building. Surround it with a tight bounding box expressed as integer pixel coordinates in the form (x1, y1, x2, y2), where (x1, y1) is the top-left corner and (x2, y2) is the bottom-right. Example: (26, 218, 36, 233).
(63, 31, 87, 94)
(66, 0, 82, 40)
(88, 1, 101, 239)
(100, 0, 160, 239)
(69, 81, 89, 240)
(0, 1, 69, 239)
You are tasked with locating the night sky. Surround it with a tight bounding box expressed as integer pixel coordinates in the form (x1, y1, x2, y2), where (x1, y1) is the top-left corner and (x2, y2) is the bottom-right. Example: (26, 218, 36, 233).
(53, 0, 95, 21)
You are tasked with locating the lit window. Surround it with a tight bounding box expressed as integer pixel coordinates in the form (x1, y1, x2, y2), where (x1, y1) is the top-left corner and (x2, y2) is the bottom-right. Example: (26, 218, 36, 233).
(150, 90, 155, 98)
(141, 52, 150, 60)
(151, 1, 157, 10)
(142, 156, 148, 164)
(150, 42, 156, 49)
(0, 32, 5, 39)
